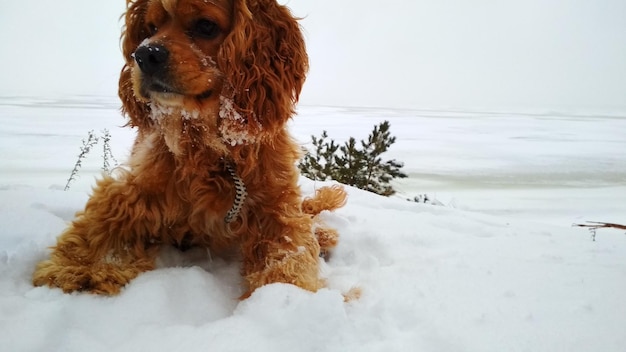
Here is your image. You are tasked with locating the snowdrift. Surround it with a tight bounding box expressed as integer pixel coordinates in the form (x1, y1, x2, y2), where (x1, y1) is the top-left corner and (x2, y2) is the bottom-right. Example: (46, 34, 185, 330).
(1, 178, 625, 352)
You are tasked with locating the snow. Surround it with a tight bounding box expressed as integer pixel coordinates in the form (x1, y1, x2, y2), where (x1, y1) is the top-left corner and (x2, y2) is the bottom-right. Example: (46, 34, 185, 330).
(1, 96, 626, 352)
(218, 95, 260, 146)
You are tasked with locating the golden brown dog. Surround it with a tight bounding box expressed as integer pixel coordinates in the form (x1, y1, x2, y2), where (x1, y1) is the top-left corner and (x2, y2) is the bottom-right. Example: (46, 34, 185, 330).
(33, 0, 347, 298)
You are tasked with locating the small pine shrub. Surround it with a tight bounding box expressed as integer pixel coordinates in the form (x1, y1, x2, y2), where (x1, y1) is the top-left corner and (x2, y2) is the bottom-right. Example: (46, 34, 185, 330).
(299, 121, 407, 196)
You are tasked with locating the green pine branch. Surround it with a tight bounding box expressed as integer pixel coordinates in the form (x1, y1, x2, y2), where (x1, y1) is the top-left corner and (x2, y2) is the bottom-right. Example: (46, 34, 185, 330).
(299, 121, 407, 196)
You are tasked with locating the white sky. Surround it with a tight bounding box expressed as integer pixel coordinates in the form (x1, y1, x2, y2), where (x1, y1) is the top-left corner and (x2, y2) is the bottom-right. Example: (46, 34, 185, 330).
(1, 0, 625, 112)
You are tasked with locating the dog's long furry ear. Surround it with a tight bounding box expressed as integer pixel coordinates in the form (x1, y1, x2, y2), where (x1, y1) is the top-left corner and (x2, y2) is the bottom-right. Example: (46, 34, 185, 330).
(218, 0, 309, 138)
(119, 0, 151, 128)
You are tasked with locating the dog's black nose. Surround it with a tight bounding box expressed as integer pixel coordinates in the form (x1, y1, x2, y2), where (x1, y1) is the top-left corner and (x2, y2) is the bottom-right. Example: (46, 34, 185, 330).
(133, 44, 169, 75)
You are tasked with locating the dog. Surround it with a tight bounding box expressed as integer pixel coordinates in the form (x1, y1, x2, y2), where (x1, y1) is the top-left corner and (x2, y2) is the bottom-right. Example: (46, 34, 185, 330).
(32, 0, 347, 298)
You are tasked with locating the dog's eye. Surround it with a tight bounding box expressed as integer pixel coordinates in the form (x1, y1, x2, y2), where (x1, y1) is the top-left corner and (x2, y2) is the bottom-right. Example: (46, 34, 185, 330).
(192, 19, 220, 39)
(147, 23, 158, 36)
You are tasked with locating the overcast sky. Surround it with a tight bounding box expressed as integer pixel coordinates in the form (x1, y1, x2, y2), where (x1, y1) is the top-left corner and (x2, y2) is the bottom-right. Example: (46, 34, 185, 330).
(1, 0, 625, 112)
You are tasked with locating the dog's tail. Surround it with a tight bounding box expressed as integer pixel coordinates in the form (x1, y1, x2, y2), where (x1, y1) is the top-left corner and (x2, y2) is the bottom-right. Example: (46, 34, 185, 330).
(302, 186, 361, 302)
(302, 185, 348, 256)
(302, 185, 347, 216)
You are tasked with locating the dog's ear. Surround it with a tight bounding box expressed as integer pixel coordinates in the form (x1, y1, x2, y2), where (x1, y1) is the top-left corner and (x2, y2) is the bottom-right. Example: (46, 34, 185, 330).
(119, 0, 151, 128)
(218, 0, 308, 138)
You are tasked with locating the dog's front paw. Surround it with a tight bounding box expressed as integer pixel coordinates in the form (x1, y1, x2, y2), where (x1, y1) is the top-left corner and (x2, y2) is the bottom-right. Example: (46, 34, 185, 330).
(33, 259, 137, 295)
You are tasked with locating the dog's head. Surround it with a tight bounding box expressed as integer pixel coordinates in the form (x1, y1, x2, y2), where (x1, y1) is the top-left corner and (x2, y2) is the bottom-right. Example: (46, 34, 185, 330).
(119, 0, 308, 144)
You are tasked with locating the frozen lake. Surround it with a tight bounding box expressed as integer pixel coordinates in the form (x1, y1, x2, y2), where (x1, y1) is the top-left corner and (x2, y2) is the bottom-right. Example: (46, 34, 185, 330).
(1, 96, 625, 227)
(293, 105, 626, 226)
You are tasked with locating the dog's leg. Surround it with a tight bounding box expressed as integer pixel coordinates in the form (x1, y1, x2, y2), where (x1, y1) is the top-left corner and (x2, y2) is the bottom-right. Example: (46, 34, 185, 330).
(238, 186, 348, 297)
(240, 212, 323, 298)
(33, 176, 162, 294)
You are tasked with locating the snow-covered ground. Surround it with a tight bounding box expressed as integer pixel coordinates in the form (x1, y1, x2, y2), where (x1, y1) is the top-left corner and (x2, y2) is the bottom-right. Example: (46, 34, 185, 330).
(1, 96, 625, 351)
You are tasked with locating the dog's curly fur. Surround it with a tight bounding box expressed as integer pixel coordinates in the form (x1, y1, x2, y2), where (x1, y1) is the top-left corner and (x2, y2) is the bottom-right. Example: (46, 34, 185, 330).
(33, 0, 347, 298)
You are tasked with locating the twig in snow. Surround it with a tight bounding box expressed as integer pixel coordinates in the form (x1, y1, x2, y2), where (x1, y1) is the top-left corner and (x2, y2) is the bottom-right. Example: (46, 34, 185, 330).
(573, 221, 626, 241)
(101, 129, 118, 174)
(65, 130, 99, 191)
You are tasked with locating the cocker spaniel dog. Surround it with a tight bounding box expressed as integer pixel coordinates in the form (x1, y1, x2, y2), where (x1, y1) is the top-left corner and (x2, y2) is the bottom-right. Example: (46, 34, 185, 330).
(33, 0, 347, 298)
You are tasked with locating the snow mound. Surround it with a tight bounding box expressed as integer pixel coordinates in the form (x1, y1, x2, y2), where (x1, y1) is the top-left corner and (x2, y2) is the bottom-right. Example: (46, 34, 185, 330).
(1, 178, 625, 352)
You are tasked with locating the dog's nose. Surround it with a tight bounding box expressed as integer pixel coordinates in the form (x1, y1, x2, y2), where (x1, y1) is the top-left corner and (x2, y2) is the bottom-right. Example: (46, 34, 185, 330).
(133, 44, 169, 75)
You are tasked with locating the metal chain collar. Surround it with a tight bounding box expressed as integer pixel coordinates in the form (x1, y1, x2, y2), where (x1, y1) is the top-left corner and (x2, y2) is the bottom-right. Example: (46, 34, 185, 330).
(223, 161, 247, 223)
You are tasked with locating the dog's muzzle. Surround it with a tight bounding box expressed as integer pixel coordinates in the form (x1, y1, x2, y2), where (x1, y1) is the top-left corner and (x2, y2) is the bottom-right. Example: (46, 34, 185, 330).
(132, 44, 179, 95)
(134, 44, 169, 76)
(132, 43, 214, 100)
